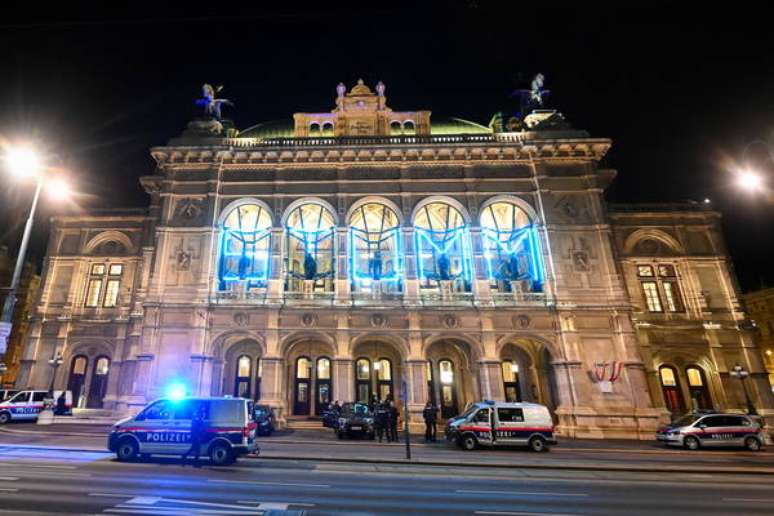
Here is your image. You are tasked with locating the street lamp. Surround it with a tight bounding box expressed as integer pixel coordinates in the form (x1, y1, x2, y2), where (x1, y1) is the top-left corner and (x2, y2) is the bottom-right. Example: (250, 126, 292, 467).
(737, 169, 764, 192)
(0, 145, 70, 354)
(47, 351, 64, 397)
(729, 364, 758, 415)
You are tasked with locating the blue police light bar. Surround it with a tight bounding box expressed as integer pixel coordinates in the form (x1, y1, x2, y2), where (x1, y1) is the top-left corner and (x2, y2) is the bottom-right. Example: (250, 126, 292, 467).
(165, 382, 188, 401)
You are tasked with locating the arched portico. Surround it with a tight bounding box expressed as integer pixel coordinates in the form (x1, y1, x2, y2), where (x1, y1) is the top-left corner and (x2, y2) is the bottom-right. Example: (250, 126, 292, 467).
(283, 337, 336, 416)
(424, 337, 479, 419)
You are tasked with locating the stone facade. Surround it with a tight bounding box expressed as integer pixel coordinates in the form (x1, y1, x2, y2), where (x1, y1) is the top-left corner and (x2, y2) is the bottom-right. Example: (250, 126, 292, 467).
(17, 80, 774, 437)
(742, 287, 774, 390)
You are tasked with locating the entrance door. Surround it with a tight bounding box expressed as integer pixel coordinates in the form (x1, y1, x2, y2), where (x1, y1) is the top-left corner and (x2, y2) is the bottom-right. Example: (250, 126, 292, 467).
(685, 366, 712, 410)
(438, 359, 458, 418)
(67, 356, 88, 408)
(87, 356, 110, 409)
(501, 360, 521, 402)
(375, 358, 393, 401)
(234, 355, 252, 399)
(659, 365, 684, 416)
(293, 357, 311, 415)
(355, 358, 372, 404)
(316, 357, 332, 415)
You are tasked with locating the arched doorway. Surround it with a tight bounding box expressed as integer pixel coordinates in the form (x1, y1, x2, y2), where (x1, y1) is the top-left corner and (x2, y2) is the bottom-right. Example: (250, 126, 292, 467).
(67, 355, 89, 409)
(352, 340, 403, 404)
(221, 338, 263, 401)
(235, 355, 252, 398)
(501, 360, 521, 402)
(355, 358, 372, 403)
(294, 357, 312, 415)
(316, 357, 332, 415)
(87, 356, 110, 409)
(685, 365, 712, 410)
(659, 365, 684, 416)
(375, 358, 394, 401)
(426, 339, 477, 419)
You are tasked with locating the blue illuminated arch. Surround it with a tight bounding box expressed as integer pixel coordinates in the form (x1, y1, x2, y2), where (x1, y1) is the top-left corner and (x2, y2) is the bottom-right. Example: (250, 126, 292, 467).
(480, 201, 544, 292)
(285, 202, 336, 288)
(349, 202, 402, 292)
(219, 202, 272, 289)
(413, 201, 472, 292)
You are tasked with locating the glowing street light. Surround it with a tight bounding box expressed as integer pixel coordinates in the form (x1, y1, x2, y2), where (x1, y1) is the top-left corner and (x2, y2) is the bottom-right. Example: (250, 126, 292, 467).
(0, 145, 71, 355)
(737, 169, 764, 192)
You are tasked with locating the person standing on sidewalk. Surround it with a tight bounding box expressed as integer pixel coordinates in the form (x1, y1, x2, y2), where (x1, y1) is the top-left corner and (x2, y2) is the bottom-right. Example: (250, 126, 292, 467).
(423, 401, 438, 442)
(388, 400, 399, 442)
(182, 404, 207, 468)
(374, 402, 388, 443)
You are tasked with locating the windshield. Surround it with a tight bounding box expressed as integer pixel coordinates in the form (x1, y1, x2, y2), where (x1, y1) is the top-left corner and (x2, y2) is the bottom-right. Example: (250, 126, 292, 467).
(671, 414, 701, 427)
(458, 405, 479, 421)
(5, 392, 27, 403)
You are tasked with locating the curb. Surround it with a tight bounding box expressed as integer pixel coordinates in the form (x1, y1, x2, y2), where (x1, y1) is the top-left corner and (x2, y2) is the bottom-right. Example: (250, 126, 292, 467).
(1, 443, 773, 476)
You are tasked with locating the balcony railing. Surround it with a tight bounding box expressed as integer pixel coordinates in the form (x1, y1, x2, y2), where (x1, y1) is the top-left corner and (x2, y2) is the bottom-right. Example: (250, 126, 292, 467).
(491, 292, 548, 307)
(222, 133, 524, 150)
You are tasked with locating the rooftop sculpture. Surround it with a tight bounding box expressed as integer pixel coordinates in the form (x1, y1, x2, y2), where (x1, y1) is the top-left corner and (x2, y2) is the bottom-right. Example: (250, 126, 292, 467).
(196, 84, 233, 120)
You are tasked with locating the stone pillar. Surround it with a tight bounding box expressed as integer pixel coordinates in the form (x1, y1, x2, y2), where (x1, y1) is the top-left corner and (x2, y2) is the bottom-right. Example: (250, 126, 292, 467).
(129, 353, 154, 410)
(335, 228, 350, 305)
(333, 358, 354, 403)
(477, 360, 504, 401)
(266, 228, 284, 305)
(469, 228, 493, 307)
(259, 357, 286, 427)
(402, 227, 419, 306)
(404, 359, 429, 431)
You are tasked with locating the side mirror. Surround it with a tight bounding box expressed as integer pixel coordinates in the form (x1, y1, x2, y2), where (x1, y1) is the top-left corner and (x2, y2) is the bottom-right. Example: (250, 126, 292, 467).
(697, 423, 707, 429)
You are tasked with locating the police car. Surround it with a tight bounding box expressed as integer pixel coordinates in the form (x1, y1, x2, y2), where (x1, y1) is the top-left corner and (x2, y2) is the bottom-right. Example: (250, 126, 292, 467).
(656, 412, 766, 451)
(108, 396, 258, 466)
(445, 400, 557, 452)
(0, 390, 72, 424)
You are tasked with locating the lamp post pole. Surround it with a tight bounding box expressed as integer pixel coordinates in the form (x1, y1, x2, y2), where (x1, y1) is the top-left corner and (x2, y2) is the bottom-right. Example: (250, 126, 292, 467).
(730, 364, 758, 416)
(47, 351, 64, 397)
(0, 177, 42, 351)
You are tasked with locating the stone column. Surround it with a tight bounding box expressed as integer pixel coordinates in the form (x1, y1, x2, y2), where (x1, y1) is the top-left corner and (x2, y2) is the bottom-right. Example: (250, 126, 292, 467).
(469, 228, 493, 307)
(335, 227, 350, 305)
(404, 359, 429, 431)
(477, 360, 504, 401)
(259, 357, 286, 427)
(401, 227, 419, 306)
(266, 228, 284, 306)
(333, 358, 354, 403)
(129, 353, 154, 410)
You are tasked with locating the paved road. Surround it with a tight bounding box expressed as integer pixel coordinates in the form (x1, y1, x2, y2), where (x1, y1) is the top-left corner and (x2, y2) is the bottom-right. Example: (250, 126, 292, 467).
(0, 444, 773, 515)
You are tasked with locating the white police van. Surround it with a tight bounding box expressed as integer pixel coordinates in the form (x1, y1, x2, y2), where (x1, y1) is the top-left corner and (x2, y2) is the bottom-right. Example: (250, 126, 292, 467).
(445, 400, 557, 452)
(0, 390, 72, 424)
(108, 396, 258, 466)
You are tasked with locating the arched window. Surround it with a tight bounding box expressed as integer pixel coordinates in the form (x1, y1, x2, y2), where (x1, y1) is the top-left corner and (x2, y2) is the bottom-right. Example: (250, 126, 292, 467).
(480, 201, 543, 293)
(235, 355, 252, 398)
(413, 202, 471, 292)
(286, 203, 336, 292)
(316, 357, 332, 414)
(685, 365, 712, 410)
(501, 360, 521, 402)
(293, 357, 312, 415)
(403, 121, 416, 135)
(355, 358, 372, 403)
(438, 359, 458, 418)
(375, 358, 393, 401)
(349, 203, 401, 293)
(219, 203, 272, 290)
(309, 122, 321, 135)
(390, 121, 402, 135)
(321, 122, 334, 137)
(659, 365, 684, 415)
(87, 356, 111, 409)
(67, 355, 89, 408)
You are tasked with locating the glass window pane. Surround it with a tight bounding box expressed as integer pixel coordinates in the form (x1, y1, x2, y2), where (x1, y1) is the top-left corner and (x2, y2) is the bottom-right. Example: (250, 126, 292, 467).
(413, 202, 470, 290)
(95, 358, 110, 375)
(257, 359, 262, 378)
(286, 203, 335, 285)
(296, 358, 311, 379)
(663, 281, 682, 312)
(85, 279, 103, 307)
(221, 203, 273, 287)
(642, 281, 662, 312)
(686, 367, 703, 387)
(637, 265, 654, 277)
(237, 356, 251, 378)
(658, 265, 675, 277)
(103, 279, 121, 307)
(376, 359, 391, 381)
(73, 357, 88, 375)
(439, 360, 454, 385)
(108, 264, 123, 276)
(91, 264, 105, 275)
(660, 367, 677, 387)
(502, 361, 516, 382)
(349, 203, 401, 286)
(317, 358, 331, 380)
(356, 359, 371, 380)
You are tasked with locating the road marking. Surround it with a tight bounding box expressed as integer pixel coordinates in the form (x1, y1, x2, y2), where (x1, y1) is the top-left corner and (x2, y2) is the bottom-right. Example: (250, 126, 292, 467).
(209, 479, 330, 488)
(459, 489, 588, 497)
(723, 497, 774, 503)
(476, 512, 584, 516)
(90, 493, 135, 499)
(238, 501, 316, 508)
(0, 488, 18, 492)
(0, 462, 77, 470)
(0, 477, 19, 481)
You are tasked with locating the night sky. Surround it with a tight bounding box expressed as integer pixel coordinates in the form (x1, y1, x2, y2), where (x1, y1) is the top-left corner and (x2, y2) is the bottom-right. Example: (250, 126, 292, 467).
(1, 5, 772, 291)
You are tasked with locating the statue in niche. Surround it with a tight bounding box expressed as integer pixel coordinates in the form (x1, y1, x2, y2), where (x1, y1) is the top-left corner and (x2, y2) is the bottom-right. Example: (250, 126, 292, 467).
(196, 84, 233, 120)
(572, 251, 590, 272)
(177, 250, 192, 271)
(375, 81, 385, 97)
(303, 252, 318, 280)
(336, 82, 346, 99)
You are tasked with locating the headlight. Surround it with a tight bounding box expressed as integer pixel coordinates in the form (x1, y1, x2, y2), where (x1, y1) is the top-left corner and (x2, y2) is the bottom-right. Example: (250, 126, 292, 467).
(260, 420, 270, 426)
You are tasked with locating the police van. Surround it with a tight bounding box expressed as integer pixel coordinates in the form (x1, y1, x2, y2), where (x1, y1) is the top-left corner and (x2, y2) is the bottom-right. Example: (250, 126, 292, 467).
(445, 400, 557, 452)
(0, 390, 72, 424)
(108, 396, 258, 466)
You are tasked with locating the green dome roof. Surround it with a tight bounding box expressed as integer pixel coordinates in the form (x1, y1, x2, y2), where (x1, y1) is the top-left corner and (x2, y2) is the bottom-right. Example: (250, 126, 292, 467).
(239, 116, 491, 139)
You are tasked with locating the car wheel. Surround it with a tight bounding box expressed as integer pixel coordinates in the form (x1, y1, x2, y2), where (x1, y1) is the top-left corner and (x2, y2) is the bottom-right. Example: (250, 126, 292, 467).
(460, 434, 478, 451)
(0, 412, 10, 425)
(744, 437, 761, 452)
(529, 436, 548, 452)
(116, 438, 139, 462)
(209, 442, 234, 466)
(683, 436, 700, 451)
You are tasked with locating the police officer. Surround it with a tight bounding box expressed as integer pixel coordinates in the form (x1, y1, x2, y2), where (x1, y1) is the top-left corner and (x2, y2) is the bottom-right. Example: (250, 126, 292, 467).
(388, 401, 399, 442)
(183, 404, 206, 467)
(423, 401, 438, 442)
(374, 402, 388, 442)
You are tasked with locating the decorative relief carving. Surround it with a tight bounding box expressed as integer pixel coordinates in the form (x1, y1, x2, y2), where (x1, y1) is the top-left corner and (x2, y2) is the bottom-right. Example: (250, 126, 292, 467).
(233, 312, 249, 327)
(173, 198, 207, 225)
(512, 314, 531, 329)
(572, 251, 590, 272)
(442, 313, 459, 329)
(370, 313, 387, 328)
(554, 196, 591, 224)
(176, 250, 192, 271)
(301, 313, 317, 327)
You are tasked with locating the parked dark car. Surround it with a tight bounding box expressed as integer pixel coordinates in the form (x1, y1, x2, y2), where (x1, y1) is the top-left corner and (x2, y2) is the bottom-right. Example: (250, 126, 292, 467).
(336, 402, 375, 440)
(322, 406, 341, 429)
(253, 404, 275, 436)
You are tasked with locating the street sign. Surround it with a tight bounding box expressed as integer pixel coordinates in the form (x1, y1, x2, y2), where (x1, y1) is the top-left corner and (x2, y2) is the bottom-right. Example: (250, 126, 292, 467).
(0, 322, 12, 354)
